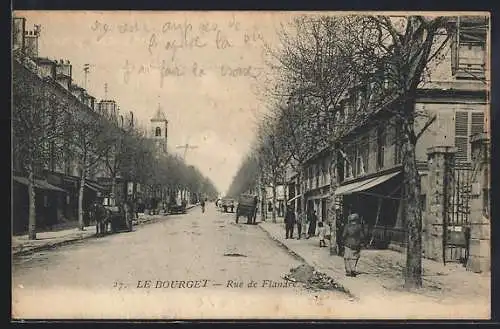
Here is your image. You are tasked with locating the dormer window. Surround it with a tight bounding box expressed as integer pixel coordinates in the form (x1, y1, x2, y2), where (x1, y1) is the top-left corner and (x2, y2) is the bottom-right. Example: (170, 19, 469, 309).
(155, 127, 161, 137)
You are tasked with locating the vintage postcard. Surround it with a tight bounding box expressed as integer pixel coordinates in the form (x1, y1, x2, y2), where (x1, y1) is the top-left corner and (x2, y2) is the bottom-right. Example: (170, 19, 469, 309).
(11, 11, 491, 320)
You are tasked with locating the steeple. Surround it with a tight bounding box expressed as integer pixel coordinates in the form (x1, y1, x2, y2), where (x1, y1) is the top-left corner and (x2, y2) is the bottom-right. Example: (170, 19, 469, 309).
(151, 103, 168, 123)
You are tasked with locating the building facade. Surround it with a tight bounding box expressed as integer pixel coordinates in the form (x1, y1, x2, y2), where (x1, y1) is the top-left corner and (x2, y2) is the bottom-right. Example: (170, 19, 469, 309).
(293, 15, 489, 272)
(12, 16, 131, 233)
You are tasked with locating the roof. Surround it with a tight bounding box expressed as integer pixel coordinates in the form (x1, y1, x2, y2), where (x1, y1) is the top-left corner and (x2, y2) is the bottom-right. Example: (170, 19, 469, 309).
(34, 57, 56, 64)
(151, 105, 168, 122)
(13, 176, 68, 193)
(70, 84, 85, 91)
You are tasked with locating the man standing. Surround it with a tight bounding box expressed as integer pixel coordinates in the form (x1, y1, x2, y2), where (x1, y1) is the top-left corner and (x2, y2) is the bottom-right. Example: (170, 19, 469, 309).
(307, 210, 318, 238)
(284, 205, 295, 239)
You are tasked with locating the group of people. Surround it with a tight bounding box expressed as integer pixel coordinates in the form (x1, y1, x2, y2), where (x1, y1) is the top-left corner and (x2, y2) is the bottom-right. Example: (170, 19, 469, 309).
(284, 205, 365, 277)
(284, 206, 320, 241)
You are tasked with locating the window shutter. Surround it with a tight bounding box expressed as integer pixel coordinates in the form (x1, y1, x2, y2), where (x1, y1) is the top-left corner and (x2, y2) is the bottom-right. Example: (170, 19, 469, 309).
(471, 112, 485, 135)
(454, 111, 469, 162)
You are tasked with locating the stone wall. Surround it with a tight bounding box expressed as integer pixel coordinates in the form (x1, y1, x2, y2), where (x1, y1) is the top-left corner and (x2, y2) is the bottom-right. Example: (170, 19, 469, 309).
(466, 133, 490, 273)
(423, 146, 457, 262)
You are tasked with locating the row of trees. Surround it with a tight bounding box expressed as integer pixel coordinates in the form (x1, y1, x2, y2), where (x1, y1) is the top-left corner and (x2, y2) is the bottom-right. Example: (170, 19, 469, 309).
(230, 14, 468, 289)
(13, 53, 218, 240)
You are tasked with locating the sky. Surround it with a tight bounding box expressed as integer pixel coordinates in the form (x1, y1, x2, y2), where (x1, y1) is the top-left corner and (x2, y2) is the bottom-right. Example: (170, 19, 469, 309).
(15, 11, 299, 195)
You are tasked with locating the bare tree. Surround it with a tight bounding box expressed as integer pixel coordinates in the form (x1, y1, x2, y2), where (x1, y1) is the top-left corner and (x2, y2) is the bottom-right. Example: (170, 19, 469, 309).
(13, 59, 69, 239)
(70, 108, 111, 230)
(349, 15, 459, 289)
(103, 111, 136, 203)
(226, 154, 259, 198)
(255, 115, 292, 223)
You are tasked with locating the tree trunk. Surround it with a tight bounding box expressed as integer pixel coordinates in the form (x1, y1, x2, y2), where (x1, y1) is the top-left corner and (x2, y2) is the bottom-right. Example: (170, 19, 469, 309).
(78, 170, 86, 231)
(27, 162, 37, 240)
(299, 170, 306, 236)
(111, 174, 117, 200)
(328, 152, 339, 255)
(260, 178, 267, 222)
(402, 114, 423, 289)
(271, 176, 277, 223)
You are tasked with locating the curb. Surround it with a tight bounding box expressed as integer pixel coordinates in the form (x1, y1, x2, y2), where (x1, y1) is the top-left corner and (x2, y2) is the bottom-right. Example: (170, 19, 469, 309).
(13, 205, 200, 258)
(13, 233, 97, 257)
(257, 223, 356, 299)
(257, 223, 309, 264)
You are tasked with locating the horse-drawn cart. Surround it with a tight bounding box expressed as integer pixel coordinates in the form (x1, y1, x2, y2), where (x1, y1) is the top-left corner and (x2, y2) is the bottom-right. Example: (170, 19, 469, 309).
(236, 194, 258, 224)
(169, 199, 187, 214)
(103, 197, 133, 233)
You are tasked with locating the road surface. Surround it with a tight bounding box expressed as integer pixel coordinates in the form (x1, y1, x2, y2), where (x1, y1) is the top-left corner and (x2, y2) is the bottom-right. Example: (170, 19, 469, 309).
(12, 204, 350, 319)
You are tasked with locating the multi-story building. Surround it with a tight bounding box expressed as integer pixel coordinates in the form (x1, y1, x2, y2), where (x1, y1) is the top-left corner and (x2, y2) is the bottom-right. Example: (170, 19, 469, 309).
(12, 16, 125, 233)
(294, 15, 489, 272)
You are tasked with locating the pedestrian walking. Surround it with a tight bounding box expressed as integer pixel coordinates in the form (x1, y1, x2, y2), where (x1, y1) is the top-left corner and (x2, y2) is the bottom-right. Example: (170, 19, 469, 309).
(284, 206, 295, 239)
(307, 210, 318, 238)
(318, 221, 327, 247)
(342, 213, 365, 277)
(296, 210, 306, 240)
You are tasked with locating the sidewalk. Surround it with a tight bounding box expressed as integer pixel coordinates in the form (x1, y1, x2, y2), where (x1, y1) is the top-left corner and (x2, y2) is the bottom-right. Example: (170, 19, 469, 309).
(259, 220, 490, 304)
(12, 204, 198, 257)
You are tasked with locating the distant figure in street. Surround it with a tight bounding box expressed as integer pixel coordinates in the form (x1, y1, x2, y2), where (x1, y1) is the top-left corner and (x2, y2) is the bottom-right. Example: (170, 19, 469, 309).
(342, 213, 365, 277)
(284, 206, 295, 239)
(252, 196, 259, 224)
(318, 222, 327, 247)
(200, 198, 206, 213)
(307, 210, 318, 238)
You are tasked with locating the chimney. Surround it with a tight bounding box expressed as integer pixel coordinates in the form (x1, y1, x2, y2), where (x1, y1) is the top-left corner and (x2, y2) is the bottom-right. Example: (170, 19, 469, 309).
(55, 59, 72, 79)
(24, 25, 39, 58)
(12, 17, 26, 53)
(55, 60, 72, 90)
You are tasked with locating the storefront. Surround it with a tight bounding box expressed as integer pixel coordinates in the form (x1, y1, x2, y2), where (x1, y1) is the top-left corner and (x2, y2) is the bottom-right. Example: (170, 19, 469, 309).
(334, 170, 404, 249)
(13, 176, 68, 234)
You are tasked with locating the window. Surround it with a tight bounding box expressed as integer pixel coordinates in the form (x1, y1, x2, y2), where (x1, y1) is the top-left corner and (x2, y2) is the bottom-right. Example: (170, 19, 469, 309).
(420, 194, 426, 212)
(394, 124, 403, 165)
(377, 126, 385, 169)
(315, 163, 320, 187)
(357, 137, 369, 175)
(155, 127, 162, 137)
(451, 16, 487, 79)
(350, 145, 357, 177)
(455, 110, 485, 162)
(344, 148, 353, 179)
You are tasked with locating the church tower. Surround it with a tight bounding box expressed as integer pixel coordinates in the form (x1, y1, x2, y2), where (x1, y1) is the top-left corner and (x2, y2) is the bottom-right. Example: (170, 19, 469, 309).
(150, 103, 168, 156)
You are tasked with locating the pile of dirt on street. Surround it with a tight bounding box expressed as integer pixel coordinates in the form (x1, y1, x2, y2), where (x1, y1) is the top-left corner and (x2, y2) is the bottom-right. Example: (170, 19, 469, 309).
(285, 264, 314, 282)
(284, 264, 350, 295)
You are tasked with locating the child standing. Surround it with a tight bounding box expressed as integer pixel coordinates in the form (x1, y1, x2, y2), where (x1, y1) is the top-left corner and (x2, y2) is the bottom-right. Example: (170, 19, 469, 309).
(318, 221, 327, 247)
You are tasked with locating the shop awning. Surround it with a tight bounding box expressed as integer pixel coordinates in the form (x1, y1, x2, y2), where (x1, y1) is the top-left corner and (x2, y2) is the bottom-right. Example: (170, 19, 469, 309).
(309, 194, 330, 200)
(84, 181, 106, 192)
(287, 194, 302, 204)
(335, 171, 401, 196)
(13, 176, 68, 193)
